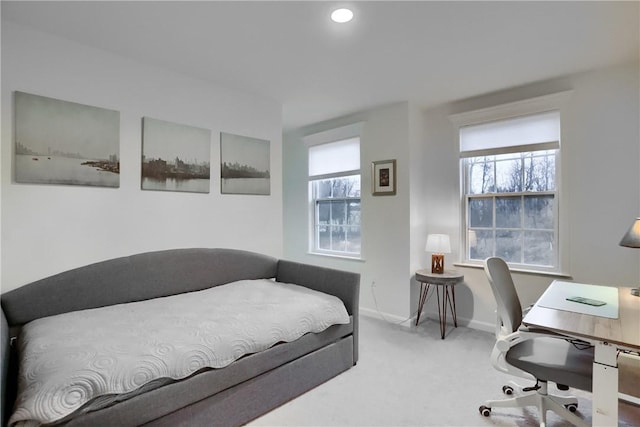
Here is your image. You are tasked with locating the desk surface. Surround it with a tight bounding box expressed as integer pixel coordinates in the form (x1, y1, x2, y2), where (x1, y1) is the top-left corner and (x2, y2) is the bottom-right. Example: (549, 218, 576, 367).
(523, 281, 640, 351)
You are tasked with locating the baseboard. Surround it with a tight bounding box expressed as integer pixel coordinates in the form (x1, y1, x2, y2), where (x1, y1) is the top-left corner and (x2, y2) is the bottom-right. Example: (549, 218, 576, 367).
(359, 307, 495, 333)
(359, 307, 414, 326)
(457, 316, 495, 333)
(416, 309, 495, 333)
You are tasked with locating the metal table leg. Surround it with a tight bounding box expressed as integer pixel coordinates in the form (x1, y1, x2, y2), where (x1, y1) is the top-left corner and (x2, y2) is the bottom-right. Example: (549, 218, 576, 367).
(448, 284, 458, 327)
(437, 283, 458, 339)
(437, 285, 447, 339)
(416, 282, 431, 326)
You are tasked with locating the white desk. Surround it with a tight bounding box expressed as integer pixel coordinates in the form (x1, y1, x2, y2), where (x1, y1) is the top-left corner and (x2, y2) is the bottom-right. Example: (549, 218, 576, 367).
(523, 280, 640, 426)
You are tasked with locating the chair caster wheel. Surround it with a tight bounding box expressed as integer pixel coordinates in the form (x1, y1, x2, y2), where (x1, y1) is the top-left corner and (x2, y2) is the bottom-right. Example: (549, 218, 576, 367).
(502, 385, 514, 395)
(565, 403, 578, 413)
(479, 405, 491, 417)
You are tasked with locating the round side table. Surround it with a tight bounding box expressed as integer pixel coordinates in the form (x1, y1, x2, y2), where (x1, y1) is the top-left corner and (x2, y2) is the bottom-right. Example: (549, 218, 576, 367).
(415, 269, 464, 339)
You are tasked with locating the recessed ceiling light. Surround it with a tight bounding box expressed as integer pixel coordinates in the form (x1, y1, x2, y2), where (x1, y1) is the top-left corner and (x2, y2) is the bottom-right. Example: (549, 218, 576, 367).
(331, 8, 353, 23)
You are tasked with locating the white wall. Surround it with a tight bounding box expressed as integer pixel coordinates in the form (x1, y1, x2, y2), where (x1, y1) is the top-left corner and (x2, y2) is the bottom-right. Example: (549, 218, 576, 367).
(1, 22, 283, 292)
(284, 62, 639, 329)
(418, 62, 640, 330)
(283, 102, 414, 319)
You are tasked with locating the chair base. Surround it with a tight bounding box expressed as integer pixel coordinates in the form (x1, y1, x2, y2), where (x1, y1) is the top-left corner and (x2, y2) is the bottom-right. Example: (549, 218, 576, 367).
(480, 380, 589, 427)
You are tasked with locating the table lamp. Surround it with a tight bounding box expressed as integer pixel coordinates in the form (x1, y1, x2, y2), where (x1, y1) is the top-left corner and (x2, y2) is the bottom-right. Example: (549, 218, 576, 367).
(619, 217, 640, 296)
(425, 234, 451, 274)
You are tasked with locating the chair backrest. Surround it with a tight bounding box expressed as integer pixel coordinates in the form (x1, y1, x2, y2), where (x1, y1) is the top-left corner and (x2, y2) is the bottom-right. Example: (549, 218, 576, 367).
(484, 257, 522, 334)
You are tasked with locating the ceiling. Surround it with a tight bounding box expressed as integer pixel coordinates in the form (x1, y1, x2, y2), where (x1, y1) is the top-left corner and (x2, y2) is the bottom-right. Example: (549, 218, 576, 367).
(3, 1, 639, 130)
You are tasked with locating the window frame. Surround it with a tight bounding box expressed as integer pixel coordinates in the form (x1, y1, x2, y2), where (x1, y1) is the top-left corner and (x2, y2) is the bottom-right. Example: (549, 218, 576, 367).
(463, 150, 559, 271)
(450, 92, 571, 274)
(303, 122, 364, 260)
(310, 173, 361, 257)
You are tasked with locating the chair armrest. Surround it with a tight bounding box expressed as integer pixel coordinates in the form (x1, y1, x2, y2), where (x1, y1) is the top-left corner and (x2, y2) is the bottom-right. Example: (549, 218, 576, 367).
(518, 324, 580, 339)
(497, 326, 585, 352)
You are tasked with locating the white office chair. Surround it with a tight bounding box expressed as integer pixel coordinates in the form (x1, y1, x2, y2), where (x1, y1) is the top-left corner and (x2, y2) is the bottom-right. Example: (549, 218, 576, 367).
(480, 257, 594, 427)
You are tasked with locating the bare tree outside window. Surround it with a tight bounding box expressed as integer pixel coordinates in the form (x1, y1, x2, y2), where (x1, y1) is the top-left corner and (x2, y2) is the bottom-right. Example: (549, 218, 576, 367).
(466, 150, 557, 268)
(313, 175, 361, 256)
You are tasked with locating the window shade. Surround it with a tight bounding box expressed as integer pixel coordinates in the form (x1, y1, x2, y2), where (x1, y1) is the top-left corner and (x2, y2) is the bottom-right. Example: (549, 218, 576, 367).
(459, 110, 560, 158)
(309, 137, 360, 178)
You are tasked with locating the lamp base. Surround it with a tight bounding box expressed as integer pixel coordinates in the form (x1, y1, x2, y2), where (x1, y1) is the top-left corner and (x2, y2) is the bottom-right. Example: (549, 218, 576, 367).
(631, 288, 639, 297)
(431, 254, 444, 274)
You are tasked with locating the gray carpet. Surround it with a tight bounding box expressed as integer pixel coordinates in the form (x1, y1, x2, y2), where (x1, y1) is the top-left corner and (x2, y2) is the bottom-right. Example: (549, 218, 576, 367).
(250, 314, 640, 426)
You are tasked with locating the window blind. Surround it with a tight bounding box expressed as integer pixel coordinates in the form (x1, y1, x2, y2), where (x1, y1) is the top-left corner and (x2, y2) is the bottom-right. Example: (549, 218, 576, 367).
(308, 137, 360, 179)
(459, 110, 560, 158)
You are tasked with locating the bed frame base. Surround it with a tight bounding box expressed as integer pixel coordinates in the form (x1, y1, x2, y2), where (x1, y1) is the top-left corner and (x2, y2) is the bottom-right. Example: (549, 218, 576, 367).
(144, 337, 354, 427)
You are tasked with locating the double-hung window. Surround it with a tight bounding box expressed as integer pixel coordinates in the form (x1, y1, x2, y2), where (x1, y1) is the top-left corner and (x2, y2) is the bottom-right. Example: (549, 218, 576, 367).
(457, 108, 562, 272)
(308, 137, 361, 257)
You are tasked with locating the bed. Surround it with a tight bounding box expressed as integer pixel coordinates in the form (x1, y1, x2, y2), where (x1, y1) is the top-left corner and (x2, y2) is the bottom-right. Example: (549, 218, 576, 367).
(0, 248, 360, 426)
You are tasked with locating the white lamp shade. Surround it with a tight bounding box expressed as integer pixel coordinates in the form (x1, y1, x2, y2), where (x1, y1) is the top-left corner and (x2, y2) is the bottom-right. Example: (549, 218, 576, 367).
(620, 218, 640, 248)
(425, 234, 451, 254)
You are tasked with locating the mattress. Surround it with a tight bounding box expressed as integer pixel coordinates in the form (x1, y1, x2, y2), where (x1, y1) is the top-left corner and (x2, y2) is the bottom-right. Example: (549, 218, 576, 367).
(9, 279, 350, 427)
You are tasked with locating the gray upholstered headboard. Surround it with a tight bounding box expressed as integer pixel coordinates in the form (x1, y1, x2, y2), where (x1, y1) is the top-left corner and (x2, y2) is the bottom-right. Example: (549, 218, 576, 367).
(276, 259, 360, 363)
(0, 248, 361, 425)
(1, 310, 10, 426)
(1, 248, 278, 328)
(0, 248, 280, 426)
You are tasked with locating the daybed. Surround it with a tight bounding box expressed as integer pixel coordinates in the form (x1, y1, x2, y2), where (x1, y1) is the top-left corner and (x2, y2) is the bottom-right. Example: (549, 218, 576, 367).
(0, 248, 360, 427)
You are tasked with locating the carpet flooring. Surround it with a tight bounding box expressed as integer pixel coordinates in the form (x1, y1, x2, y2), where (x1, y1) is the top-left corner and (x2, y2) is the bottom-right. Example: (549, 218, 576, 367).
(250, 314, 640, 426)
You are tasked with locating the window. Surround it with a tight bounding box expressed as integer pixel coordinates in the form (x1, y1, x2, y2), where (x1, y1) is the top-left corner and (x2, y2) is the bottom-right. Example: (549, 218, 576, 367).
(465, 150, 557, 267)
(307, 135, 361, 257)
(311, 175, 361, 255)
(455, 106, 564, 272)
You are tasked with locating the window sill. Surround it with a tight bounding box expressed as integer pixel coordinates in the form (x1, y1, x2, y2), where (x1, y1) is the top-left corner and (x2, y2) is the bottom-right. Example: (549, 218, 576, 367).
(453, 262, 572, 279)
(307, 251, 365, 262)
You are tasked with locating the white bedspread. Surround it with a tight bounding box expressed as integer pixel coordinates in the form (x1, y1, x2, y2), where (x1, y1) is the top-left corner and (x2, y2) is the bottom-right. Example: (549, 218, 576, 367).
(9, 279, 349, 427)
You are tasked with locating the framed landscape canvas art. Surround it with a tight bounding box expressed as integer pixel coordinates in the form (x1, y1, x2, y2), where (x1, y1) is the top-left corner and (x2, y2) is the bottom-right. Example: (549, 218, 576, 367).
(14, 91, 120, 187)
(220, 132, 270, 195)
(141, 117, 211, 193)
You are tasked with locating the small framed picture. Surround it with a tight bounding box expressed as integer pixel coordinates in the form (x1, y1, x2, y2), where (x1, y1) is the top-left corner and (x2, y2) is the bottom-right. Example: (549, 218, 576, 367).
(372, 159, 396, 196)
